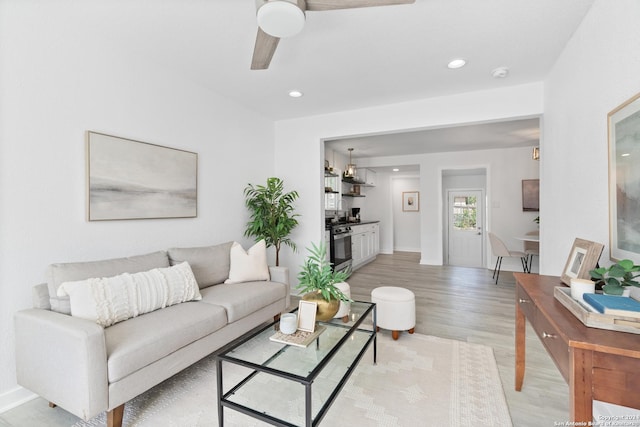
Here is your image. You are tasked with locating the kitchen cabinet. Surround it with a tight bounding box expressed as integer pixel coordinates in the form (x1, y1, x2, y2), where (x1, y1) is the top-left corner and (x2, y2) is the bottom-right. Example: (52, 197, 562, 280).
(351, 223, 380, 270)
(362, 169, 376, 187)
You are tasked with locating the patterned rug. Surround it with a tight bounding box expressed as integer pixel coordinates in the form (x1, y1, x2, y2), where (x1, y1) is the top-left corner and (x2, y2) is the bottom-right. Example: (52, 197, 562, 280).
(74, 333, 512, 427)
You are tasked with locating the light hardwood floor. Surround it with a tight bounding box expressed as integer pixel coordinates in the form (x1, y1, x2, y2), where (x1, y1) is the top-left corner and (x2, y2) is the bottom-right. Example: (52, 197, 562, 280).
(0, 252, 568, 426)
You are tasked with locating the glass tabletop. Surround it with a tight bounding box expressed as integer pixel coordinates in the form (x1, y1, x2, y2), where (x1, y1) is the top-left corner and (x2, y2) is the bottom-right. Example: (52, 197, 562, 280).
(218, 301, 375, 382)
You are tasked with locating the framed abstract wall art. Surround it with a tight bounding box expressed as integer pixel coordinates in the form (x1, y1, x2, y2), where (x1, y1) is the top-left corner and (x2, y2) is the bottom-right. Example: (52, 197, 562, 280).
(86, 131, 197, 221)
(608, 92, 640, 261)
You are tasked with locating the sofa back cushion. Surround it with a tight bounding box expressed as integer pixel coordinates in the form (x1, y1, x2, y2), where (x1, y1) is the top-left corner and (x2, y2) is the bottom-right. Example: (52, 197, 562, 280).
(47, 251, 170, 314)
(167, 242, 233, 289)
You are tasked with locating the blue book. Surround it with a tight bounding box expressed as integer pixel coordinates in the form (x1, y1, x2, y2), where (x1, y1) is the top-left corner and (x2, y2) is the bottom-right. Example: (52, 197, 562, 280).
(582, 293, 640, 319)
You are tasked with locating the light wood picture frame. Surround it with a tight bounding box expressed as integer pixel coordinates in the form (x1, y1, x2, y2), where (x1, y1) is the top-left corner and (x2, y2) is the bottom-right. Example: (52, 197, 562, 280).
(297, 300, 317, 332)
(402, 191, 420, 212)
(561, 238, 605, 285)
(86, 131, 197, 221)
(608, 91, 640, 262)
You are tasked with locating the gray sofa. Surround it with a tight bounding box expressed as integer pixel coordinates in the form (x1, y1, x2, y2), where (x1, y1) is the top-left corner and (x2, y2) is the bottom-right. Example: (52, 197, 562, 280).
(13, 241, 290, 427)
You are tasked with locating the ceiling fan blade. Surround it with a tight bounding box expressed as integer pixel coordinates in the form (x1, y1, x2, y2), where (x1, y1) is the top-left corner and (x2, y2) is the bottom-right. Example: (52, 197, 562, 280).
(305, 0, 415, 11)
(251, 28, 280, 70)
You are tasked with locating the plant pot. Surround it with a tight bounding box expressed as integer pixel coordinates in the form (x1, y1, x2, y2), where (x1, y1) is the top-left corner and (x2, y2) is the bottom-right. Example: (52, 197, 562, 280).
(302, 290, 340, 322)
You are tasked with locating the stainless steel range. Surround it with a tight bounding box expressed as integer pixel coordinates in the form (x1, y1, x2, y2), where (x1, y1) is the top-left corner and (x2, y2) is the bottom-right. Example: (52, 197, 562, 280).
(330, 224, 353, 276)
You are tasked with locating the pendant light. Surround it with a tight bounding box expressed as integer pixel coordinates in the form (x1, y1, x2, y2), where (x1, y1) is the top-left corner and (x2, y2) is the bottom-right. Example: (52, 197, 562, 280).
(344, 148, 357, 178)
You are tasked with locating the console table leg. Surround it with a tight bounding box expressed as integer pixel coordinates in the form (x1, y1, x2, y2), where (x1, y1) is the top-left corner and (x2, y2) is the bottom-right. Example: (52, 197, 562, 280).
(570, 348, 593, 423)
(515, 301, 526, 391)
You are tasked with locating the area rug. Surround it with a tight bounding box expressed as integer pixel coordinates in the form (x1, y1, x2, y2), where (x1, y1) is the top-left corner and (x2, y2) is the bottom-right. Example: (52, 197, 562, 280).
(73, 333, 512, 427)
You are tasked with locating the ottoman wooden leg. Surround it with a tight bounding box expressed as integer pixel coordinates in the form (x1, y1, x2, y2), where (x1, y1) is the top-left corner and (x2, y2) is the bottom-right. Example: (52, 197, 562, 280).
(342, 315, 349, 323)
(408, 328, 415, 334)
(376, 326, 380, 332)
(392, 330, 400, 340)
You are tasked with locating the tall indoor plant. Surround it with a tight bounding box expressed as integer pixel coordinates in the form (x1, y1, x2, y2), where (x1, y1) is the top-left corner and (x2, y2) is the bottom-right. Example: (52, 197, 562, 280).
(244, 177, 299, 266)
(297, 241, 352, 321)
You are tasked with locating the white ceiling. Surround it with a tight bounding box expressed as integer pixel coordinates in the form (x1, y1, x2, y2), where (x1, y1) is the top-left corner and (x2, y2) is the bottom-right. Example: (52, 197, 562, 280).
(102, 0, 594, 121)
(73, 0, 594, 158)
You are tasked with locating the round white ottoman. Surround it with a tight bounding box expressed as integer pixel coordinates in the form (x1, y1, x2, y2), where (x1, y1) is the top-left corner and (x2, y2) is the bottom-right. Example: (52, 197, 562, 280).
(371, 286, 416, 340)
(333, 282, 351, 323)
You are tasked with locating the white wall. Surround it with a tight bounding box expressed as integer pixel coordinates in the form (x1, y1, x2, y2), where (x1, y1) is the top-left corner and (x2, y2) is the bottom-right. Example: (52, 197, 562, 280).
(541, 0, 640, 274)
(0, 2, 275, 408)
(392, 177, 421, 252)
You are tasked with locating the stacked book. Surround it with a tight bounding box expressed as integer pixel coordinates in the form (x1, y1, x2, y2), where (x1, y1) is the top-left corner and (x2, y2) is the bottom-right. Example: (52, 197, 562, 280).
(581, 293, 640, 319)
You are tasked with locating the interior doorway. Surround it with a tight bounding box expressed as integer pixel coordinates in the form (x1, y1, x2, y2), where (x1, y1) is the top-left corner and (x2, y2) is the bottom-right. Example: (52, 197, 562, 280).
(442, 168, 487, 268)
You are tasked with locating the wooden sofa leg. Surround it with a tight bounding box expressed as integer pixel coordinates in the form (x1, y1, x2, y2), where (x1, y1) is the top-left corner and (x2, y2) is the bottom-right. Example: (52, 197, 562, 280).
(107, 404, 124, 427)
(48, 402, 57, 408)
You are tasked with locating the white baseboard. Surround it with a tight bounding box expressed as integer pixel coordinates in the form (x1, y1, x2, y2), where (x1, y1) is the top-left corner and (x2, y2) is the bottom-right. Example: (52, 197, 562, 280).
(393, 247, 421, 253)
(0, 386, 37, 414)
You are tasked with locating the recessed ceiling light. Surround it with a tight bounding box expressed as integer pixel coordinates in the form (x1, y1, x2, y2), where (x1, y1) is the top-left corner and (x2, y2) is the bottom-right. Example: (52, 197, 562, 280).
(288, 90, 303, 98)
(392, 168, 400, 172)
(447, 59, 466, 69)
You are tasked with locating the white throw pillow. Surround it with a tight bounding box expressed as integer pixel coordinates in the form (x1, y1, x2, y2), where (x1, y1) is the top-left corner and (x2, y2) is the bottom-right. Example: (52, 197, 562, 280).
(57, 262, 201, 327)
(224, 240, 270, 284)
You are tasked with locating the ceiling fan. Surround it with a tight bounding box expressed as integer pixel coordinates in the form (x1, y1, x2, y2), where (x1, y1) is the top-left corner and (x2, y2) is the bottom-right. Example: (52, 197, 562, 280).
(251, 0, 416, 70)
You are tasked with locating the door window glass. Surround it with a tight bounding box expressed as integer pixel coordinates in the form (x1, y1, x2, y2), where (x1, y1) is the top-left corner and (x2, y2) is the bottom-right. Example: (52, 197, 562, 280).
(452, 196, 477, 230)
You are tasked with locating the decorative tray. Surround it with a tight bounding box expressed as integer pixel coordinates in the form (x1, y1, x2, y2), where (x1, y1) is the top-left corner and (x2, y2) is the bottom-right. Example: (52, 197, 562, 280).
(554, 287, 640, 335)
(269, 325, 326, 348)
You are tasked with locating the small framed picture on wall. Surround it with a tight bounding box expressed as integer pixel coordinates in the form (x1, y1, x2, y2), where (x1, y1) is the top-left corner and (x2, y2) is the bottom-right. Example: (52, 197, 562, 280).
(402, 191, 419, 212)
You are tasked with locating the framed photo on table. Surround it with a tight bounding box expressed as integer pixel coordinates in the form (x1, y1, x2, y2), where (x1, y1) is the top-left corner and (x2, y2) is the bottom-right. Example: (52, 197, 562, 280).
(608, 91, 640, 261)
(297, 301, 317, 332)
(561, 238, 605, 285)
(402, 191, 419, 212)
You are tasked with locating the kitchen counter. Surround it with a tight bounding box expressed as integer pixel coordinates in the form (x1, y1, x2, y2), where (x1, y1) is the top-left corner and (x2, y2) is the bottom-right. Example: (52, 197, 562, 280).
(326, 220, 379, 229)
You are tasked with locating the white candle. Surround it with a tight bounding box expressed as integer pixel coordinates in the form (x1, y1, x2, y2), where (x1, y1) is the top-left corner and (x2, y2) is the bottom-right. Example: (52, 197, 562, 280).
(280, 313, 297, 335)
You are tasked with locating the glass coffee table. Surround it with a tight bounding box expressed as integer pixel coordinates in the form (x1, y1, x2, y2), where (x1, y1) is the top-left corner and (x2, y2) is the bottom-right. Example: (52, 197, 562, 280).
(216, 301, 376, 427)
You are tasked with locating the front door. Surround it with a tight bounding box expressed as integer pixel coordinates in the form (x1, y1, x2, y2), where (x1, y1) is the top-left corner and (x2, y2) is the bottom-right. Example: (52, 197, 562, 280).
(448, 190, 484, 268)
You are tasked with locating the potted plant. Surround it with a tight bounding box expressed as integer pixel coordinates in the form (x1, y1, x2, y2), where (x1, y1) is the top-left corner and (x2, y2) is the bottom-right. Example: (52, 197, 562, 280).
(296, 241, 352, 321)
(244, 177, 299, 266)
(589, 259, 640, 296)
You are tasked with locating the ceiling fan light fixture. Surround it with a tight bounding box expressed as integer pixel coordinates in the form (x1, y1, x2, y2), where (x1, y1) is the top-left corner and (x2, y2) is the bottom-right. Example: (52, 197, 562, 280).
(257, 1, 305, 38)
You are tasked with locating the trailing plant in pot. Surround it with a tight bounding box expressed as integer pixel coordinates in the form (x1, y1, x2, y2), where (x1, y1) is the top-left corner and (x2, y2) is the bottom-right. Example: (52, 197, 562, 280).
(589, 259, 640, 296)
(244, 177, 299, 266)
(296, 241, 352, 322)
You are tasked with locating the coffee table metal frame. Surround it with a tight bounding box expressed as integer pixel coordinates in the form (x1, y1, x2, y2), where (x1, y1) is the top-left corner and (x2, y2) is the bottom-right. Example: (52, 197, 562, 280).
(216, 301, 377, 427)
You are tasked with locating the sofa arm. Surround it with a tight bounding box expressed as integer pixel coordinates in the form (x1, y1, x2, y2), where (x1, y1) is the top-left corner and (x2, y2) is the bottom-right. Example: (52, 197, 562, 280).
(269, 266, 291, 308)
(14, 309, 108, 420)
(269, 266, 290, 286)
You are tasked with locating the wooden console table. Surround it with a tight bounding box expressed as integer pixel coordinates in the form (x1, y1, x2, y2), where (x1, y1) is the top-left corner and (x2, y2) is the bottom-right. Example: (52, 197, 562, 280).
(515, 273, 640, 422)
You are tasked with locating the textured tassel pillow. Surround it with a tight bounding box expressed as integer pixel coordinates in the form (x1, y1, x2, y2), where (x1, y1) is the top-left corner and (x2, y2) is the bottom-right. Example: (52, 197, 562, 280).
(57, 261, 201, 327)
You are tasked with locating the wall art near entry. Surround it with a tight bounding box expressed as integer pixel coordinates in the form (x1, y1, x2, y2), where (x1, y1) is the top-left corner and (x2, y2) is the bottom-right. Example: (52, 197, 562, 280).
(608, 91, 640, 261)
(402, 191, 419, 212)
(87, 131, 197, 221)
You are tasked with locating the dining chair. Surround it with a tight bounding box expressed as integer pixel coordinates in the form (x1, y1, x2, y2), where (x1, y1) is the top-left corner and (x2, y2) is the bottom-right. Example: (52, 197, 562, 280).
(488, 232, 528, 284)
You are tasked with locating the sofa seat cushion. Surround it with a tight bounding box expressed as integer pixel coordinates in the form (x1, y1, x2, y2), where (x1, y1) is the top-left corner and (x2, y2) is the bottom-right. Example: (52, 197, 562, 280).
(199, 281, 287, 323)
(105, 301, 226, 383)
